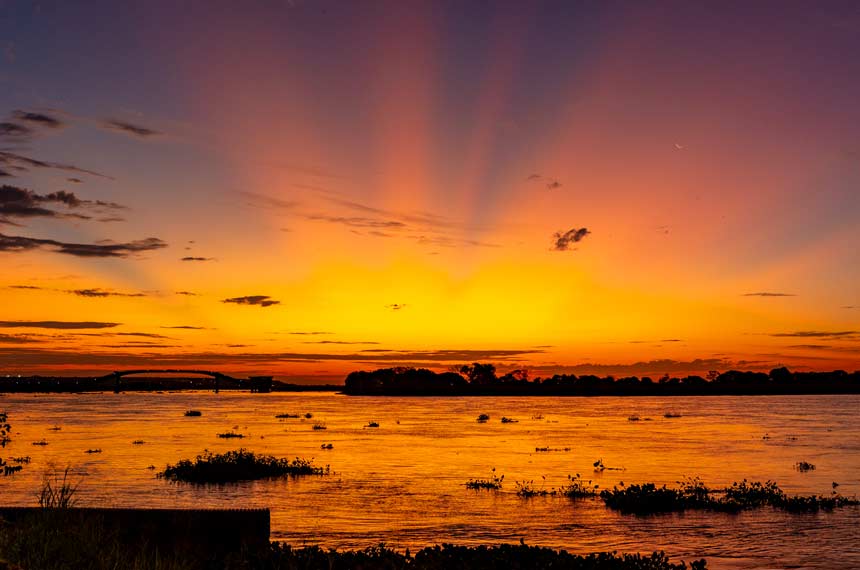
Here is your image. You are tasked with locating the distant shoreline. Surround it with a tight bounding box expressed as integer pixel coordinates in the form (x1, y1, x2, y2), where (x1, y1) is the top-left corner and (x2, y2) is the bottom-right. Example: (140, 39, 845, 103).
(342, 365, 860, 397)
(3, 365, 860, 397)
(0, 376, 340, 393)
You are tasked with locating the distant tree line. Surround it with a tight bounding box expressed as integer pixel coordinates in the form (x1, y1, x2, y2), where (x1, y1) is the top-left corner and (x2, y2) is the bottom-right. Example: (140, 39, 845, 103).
(343, 364, 860, 396)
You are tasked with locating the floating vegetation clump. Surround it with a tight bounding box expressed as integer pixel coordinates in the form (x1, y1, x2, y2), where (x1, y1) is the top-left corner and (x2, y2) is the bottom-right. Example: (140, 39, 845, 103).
(795, 461, 815, 472)
(465, 468, 504, 490)
(312, 422, 327, 431)
(304, 413, 314, 419)
(476, 413, 490, 423)
(515, 477, 555, 497)
(131, 440, 145, 445)
(84, 449, 102, 454)
(159, 449, 328, 483)
(599, 483, 699, 514)
(627, 415, 641, 422)
(500, 417, 518, 424)
(664, 412, 682, 418)
(32, 439, 48, 446)
(320, 443, 333, 450)
(275, 413, 299, 419)
(597, 478, 859, 515)
(184, 410, 202, 417)
(0, 412, 11, 447)
(559, 474, 598, 498)
(217, 431, 244, 439)
(593, 458, 625, 472)
(48, 426, 62, 431)
(365, 421, 380, 428)
(535, 446, 571, 453)
(0, 412, 21, 475)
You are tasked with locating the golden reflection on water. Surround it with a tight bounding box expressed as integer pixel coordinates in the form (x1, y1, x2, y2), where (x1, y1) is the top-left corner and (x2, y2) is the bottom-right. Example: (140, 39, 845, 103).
(2, 392, 859, 569)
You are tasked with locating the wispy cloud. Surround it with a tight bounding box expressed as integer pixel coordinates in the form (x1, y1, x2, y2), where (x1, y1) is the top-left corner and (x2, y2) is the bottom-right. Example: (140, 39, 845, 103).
(286, 331, 334, 335)
(0, 347, 543, 368)
(0, 121, 33, 140)
(69, 288, 146, 298)
(115, 332, 171, 339)
(306, 214, 407, 229)
(242, 191, 498, 248)
(526, 174, 562, 190)
(0, 320, 120, 329)
(301, 340, 380, 345)
(551, 228, 590, 251)
(771, 331, 858, 338)
(180, 256, 214, 262)
(1, 184, 126, 224)
(102, 119, 161, 138)
(524, 358, 752, 376)
(743, 292, 797, 297)
(0, 333, 40, 344)
(13, 110, 64, 129)
(222, 295, 281, 308)
(0, 232, 167, 257)
(0, 150, 112, 179)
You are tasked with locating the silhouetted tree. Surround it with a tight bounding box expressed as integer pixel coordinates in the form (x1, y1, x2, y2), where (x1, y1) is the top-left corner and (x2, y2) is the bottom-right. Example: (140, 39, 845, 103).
(460, 363, 497, 385)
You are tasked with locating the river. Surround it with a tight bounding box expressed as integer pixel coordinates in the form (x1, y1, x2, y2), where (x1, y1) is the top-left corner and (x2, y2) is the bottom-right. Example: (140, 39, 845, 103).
(1, 392, 858, 568)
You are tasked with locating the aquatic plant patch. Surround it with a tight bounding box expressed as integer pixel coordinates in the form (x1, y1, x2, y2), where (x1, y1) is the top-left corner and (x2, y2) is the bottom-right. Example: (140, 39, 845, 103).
(159, 449, 329, 483)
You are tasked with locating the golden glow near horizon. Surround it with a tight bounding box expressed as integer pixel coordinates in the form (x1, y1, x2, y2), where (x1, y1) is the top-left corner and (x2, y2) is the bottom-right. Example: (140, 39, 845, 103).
(1, 2, 859, 380)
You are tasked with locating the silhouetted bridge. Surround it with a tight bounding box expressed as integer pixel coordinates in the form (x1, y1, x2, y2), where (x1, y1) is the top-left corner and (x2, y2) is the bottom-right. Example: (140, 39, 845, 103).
(104, 370, 272, 393)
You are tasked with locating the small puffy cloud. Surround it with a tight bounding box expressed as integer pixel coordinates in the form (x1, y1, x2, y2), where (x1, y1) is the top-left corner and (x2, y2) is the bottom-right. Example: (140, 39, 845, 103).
(526, 174, 562, 189)
(222, 295, 280, 308)
(551, 228, 590, 251)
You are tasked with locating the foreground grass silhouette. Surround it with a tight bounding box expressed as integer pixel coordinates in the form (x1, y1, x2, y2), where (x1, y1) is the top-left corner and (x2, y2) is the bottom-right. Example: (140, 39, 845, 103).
(159, 449, 328, 483)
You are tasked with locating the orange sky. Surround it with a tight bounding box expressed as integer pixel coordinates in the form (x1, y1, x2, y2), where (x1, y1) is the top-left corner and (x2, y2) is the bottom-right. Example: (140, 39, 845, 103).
(1, 1, 859, 381)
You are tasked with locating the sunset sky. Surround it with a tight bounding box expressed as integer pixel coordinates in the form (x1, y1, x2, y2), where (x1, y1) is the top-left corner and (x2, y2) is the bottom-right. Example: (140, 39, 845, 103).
(1, 1, 859, 381)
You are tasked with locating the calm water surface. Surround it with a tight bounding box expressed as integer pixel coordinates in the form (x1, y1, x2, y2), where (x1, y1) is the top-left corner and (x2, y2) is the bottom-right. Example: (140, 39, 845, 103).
(2, 392, 859, 569)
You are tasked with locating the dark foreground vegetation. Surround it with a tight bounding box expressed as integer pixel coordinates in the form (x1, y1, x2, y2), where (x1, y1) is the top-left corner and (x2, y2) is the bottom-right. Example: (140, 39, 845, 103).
(344, 364, 860, 396)
(159, 450, 328, 483)
(0, 517, 708, 570)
